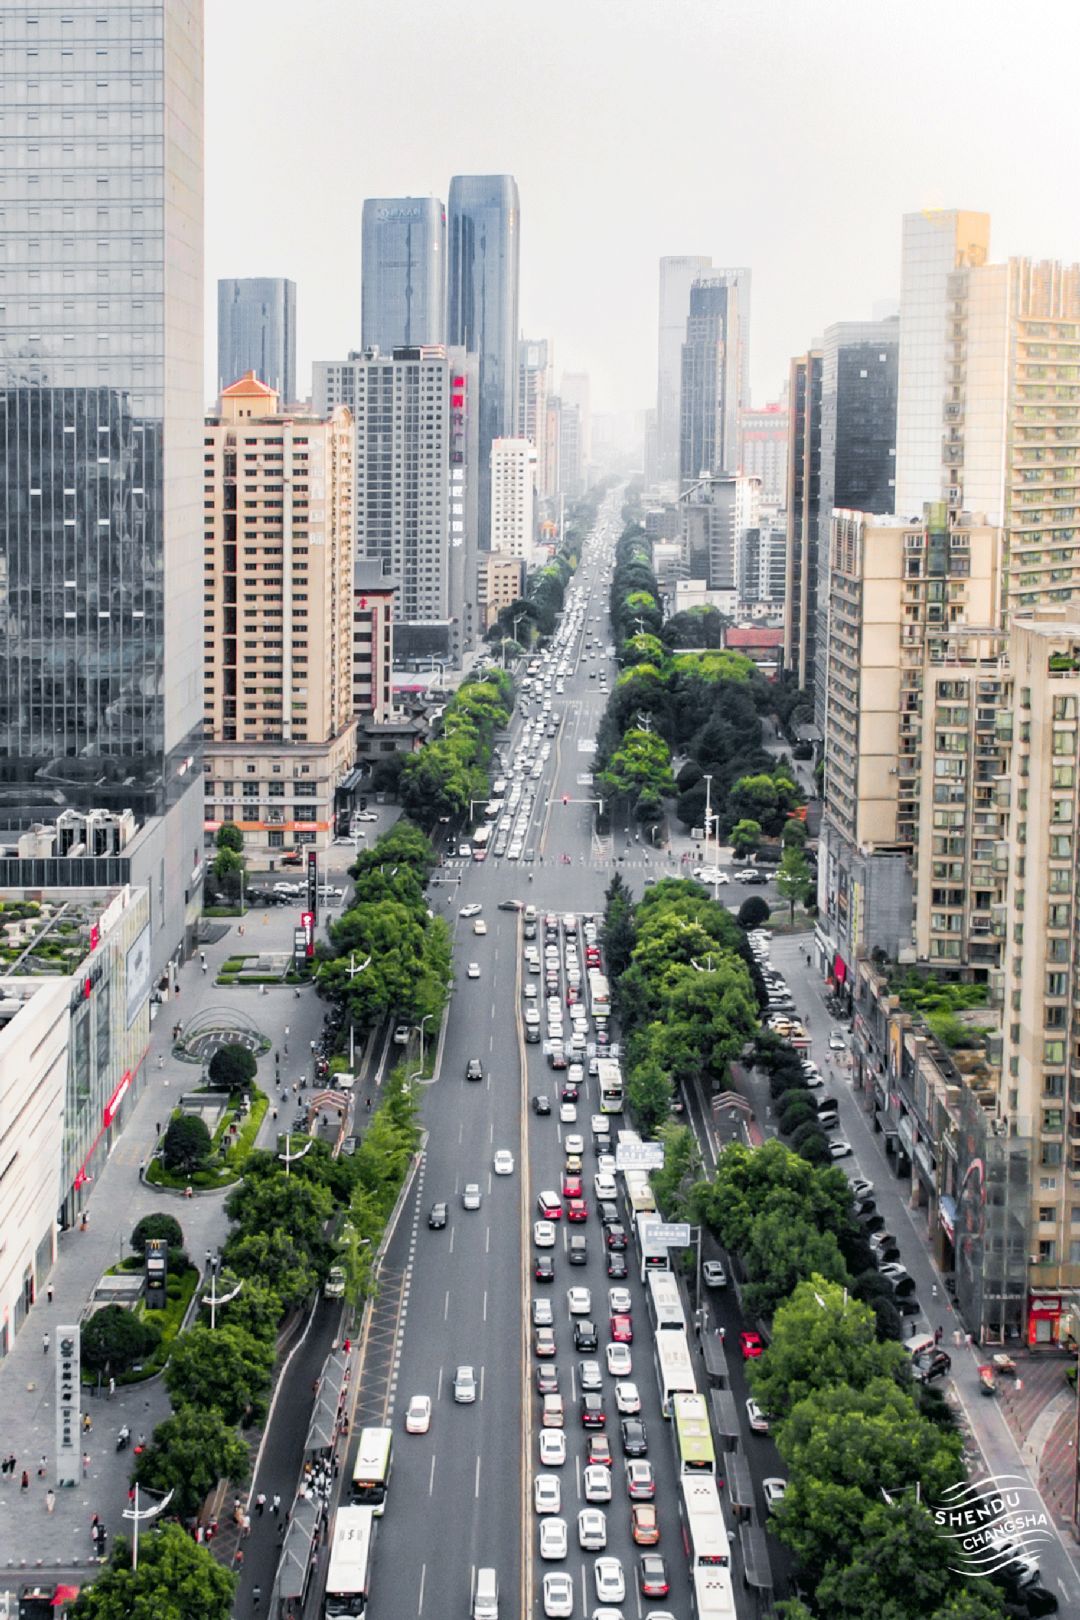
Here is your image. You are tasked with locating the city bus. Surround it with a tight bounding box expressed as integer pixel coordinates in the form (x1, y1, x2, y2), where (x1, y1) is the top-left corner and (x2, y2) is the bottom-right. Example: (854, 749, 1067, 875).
(324, 1505, 375, 1617)
(635, 1212, 671, 1282)
(596, 1057, 624, 1114)
(653, 1329, 697, 1417)
(673, 1392, 717, 1475)
(692, 1566, 738, 1620)
(646, 1270, 686, 1334)
(588, 970, 610, 1019)
(624, 1172, 656, 1218)
(679, 1475, 729, 1565)
(349, 1427, 393, 1515)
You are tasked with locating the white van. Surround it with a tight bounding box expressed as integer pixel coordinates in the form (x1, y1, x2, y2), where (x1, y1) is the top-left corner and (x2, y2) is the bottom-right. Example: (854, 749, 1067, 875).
(473, 1567, 499, 1620)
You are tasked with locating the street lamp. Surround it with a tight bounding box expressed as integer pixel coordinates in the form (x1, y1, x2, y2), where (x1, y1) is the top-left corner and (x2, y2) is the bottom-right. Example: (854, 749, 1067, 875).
(203, 1254, 243, 1331)
(344, 954, 371, 1068)
(123, 1482, 174, 1570)
(278, 1132, 314, 1178)
(690, 956, 716, 974)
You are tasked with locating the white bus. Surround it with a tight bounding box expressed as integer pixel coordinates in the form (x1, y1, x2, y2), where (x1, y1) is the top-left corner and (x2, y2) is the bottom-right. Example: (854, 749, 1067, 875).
(646, 1271, 686, 1334)
(324, 1505, 375, 1617)
(635, 1212, 671, 1282)
(672, 1392, 717, 1476)
(679, 1475, 730, 1568)
(596, 1057, 624, 1114)
(653, 1328, 697, 1417)
(624, 1172, 656, 1218)
(692, 1566, 738, 1620)
(588, 970, 610, 1019)
(349, 1426, 392, 1515)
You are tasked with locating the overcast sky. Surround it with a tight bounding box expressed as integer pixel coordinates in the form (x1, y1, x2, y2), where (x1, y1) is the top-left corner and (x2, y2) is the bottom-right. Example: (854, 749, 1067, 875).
(205, 0, 1080, 417)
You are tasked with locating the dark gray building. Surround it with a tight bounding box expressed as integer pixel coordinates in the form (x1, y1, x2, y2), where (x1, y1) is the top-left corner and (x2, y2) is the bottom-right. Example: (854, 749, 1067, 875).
(217, 277, 297, 402)
(678, 272, 749, 491)
(815, 317, 899, 732)
(361, 197, 446, 352)
(447, 175, 521, 548)
(0, 0, 206, 979)
(783, 351, 823, 693)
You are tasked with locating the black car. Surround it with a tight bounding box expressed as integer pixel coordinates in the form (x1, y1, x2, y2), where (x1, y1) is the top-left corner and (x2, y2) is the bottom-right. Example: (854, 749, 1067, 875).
(534, 1254, 555, 1283)
(533, 1095, 552, 1116)
(912, 1350, 952, 1383)
(580, 1392, 606, 1428)
(574, 1318, 598, 1352)
(568, 1235, 588, 1266)
(498, 898, 523, 912)
(606, 1223, 628, 1251)
(741, 871, 767, 886)
(535, 1364, 560, 1395)
(853, 1197, 876, 1216)
(607, 1253, 629, 1279)
(620, 1417, 648, 1457)
(427, 1202, 448, 1230)
(562, 1083, 579, 1102)
(466, 1057, 483, 1082)
(1013, 1584, 1059, 1617)
(896, 1296, 921, 1317)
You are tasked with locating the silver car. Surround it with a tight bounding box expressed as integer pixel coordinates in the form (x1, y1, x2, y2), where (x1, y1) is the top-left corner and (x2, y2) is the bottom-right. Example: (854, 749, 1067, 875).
(453, 1365, 477, 1403)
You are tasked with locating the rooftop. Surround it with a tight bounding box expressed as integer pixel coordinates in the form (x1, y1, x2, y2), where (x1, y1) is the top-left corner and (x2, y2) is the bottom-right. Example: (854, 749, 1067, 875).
(0, 895, 117, 977)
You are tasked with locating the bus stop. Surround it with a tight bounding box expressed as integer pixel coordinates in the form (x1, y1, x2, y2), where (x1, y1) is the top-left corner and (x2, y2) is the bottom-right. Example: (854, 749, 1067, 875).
(271, 1493, 321, 1620)
(710, 1387, 742, 1446)
(722, 1447, 755, 1521)
(738, 1523, 775, 1605)
(701, 1328, 730, 1387)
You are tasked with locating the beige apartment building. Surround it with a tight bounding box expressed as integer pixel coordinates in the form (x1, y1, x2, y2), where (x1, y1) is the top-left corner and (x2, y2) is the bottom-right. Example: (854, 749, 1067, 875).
(202, 373, 355, 865)
(477, 553, 526, 631)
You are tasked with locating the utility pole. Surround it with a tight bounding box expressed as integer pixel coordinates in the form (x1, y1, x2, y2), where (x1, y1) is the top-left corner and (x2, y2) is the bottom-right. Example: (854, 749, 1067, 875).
(123, 1482, 174, 1569)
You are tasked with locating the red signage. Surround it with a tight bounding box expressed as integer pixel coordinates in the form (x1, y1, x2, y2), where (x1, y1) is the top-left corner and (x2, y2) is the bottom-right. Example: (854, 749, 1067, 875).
(103, 1070, 132, 1127)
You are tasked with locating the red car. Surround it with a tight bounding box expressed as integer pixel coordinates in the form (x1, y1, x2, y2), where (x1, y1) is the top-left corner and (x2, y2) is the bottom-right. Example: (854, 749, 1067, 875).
(563, 1173, 583, 1198)
(566, 986, 580, 1006)
(610, 1314, 632, 1343)
(588, 1434, 613, 1467)
(740, 1331, 765, 1360)
(586, 949, 602, 967)
(566, 1199, 588, 1223)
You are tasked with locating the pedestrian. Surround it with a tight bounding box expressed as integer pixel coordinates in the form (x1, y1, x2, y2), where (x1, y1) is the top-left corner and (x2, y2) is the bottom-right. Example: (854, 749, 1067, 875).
(235, 1548, 244, 1571)
(45, 1488, 56, 1513)
(82, 1451, 90, 1478)
(255, 1491, 266, 1516)
(241, 1513, 251, 1538)
(271, 1493, 281, 1515)
(82, 1411, 92, 1434)
(38, 1455, 47, 1477)
(42, 1331, 50, 1353)
(0, 1456, 8, 1476)
(934, 1325, 943, 1346)
(365, 1096, 371, 1112)
(157, 1054, 164, 1070)
(252, 1585, 262, 1608)
(46, 1281, 54, 1305)
(107, 1375, 115, 1400)
(271, 1107, 278, 1121)
(201, 960, 207, 974)
(20, 1470, 29, 1494)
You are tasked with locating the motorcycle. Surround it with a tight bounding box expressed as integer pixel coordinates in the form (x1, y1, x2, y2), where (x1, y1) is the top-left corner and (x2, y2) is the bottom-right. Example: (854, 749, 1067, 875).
(977, 1364, 997, 1397)
(116, 1426, 130, 1452)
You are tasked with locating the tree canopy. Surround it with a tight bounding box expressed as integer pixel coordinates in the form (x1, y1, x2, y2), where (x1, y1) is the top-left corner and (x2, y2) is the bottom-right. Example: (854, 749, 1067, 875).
(69, 1523, 235, 1620)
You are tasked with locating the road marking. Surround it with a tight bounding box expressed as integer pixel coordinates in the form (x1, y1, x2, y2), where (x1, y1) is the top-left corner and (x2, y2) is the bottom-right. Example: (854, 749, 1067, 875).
(485, 1225, 490, 1254)
(436, 1365, 443, 1401)
(418, 1561, 427, 1612)
(482, 1289, 488, 1323)
(428, 1455, 436, 1496)
(474, 1455, 481, 1499)
(444, 1289, 450, 1320)
(480, 1364, 485, 1402)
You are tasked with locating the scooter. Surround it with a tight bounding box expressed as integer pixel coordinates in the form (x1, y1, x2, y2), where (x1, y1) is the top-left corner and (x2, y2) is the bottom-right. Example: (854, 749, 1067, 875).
(116, 1426, 130, 1452)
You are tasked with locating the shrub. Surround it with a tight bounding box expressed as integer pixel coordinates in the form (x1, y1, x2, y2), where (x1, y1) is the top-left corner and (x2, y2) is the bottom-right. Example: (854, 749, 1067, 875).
(162, 1113, 212, 1175)
(737, 896, 771, 930)
(82, 1305, 162, 1375)
(208, 1043, 258, 1093)
(131, 1213, 184, 1254)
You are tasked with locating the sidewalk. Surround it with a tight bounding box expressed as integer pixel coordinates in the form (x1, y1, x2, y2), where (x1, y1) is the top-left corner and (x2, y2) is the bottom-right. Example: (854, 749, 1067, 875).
(0, 901, 328, 1575)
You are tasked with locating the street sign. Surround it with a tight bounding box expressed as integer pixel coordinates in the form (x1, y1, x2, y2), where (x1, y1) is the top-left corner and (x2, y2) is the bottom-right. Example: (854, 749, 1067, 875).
(616, 1144, 665, 1171)
(646, 1221, 692, 1247)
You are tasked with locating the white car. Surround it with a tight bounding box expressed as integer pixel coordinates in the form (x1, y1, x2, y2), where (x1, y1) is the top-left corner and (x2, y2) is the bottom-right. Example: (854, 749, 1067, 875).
(493, 1150, 514, 1175)
(851, 1177, 874, 1199)
(473, 918, 488, 935)
(534, 1221, 557, 1248)
(607, 1287, 632, 1315)
(524, 984, 538, 1001)
(763, 1477, 787, 1512)
(584, 1464, 612, 1502)
(702, 1261, 727, 1288)
(533, 1297, 554, 1326)
(534, 1474, 562, 1515)
(614, 1381, 641, 1415)
(542, 1571, 574, 1619)
(404, 1394, 431, 1433)
(606, 1343, 632, 1377)
(829, 1139, 853, 1159)
(354, 810, 379, 823)
(829, 1031, 847, 1051)
(467, 961, 481, 979)
(567, 1286, 591, 1315)
(594, 1557, 626, 1604)
(746, 1397, 770, 1434)
(694, 866, 729, 884)
(560, 1103, 578, 1124)
(539, 1516, 568, 1560)
(460, 902, 482, 918)
(578, 1507, 607, 1551)
(565, 1134, 585, 1156)
(539, 1428, 567, 1467)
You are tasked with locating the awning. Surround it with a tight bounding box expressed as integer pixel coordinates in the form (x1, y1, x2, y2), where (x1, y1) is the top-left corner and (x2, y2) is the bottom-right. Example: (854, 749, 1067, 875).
(274, 1494, 321, 1602)
(338, 768, 365, 794)
(723, 1448, 755, 1515)
(739, 1522, 774, 1591)
(709, 1387, 741, 1441)
(305, 1347, 350, 1454)
(701, 1329, 729, 1385)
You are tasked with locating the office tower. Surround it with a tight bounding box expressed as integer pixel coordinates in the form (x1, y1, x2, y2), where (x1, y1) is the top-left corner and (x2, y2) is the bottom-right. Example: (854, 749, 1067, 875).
(740, 510, 787, 608)
(517, 339, 551, 498)
(0, 0, 204, 978)
(782, 351, 823, 691)
(816, 504, 1003, 972)
(361, 197, 446, 352)
(448, 175, 521, 548)
(561, 372, 592, 475)
(557, 401, 583, 500)
(543, 395, 562, 501)
(679, 473, 761, 605)
(217, 277, 297, 402)
(656, 255, 713, 483)
(314, 347, 480, 666)
(739, 403, 788, 508)
(477, 554, 526, 630)
(202, 375, 355, 863)
(490, 439, 536, 558)
(894, 209, 991, 514)
(814, 317, 900, 732)
(678, 273, 749, 490)
(352, 562, 396, 727)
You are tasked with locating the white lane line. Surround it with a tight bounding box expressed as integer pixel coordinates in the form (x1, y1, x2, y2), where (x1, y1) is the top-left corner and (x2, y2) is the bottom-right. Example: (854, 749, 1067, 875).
(480, 1364, 485, 1403)
(428, 1456, 436, 1496)
(449, 1229, 455, 1255)
(486, 1225, 491, 1255)
(483, 1289, 488, 1323)
(475, 1455, 481, 1498)
(436, 1366, 443, 1401)
(444, 1289, 450, 1320)
(418, 1562, 427, 1613)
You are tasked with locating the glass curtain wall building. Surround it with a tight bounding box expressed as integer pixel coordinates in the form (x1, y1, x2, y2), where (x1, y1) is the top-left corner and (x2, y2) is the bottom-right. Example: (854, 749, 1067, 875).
(0, 0, 205, 977)
(217, 276, 297, 401)
(361, 198, 445, 353)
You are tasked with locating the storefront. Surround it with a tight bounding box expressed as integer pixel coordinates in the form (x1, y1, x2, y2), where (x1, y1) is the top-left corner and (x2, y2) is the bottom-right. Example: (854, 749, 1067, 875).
(1028, 1293, 1064, 1347)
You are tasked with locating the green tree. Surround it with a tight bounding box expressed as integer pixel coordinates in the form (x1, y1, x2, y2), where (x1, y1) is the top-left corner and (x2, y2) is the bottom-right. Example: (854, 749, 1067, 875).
(215, 823, 244, 855)
(622, 630, 665, 667)
(131, 1213, 184, 1254)
(778, 1093, 820, 1137)
(602, 871, 637, 983)
(69, 1522, 235, 1620)
(207, 1274, 283, 1339)
(210, 845, 244, 899)
(742, 1202, 849, 1320)
(221, 1229, 319, 1313)
(164, 1324, 275, 1426)
(162, 1114, 212, 1176)
(207, 1042, 258, 1094)
(626, 1056, 672, 1135)
(731, 818, 763, 857)
(598, 728, 675, 809)
(749, 1278, 908, 1420)
(133, 1407, 250, 1520)
(777, 845, 814, 922)
(82, 1305, 162, 1376)
(781, 816, 808, 849)
(650, 1123, 701, 1219)
(737, 895, 771, 930)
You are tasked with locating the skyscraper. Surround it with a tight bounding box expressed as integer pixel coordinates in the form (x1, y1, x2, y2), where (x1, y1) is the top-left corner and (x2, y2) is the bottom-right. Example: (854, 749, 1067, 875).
(0, 0, 205, 975)
(561, 372, 592, 477)
(447, 175, 521, 549)
(782, 351, 823, 692)
(490, 439, 536, 558)
(517, 339, 552, 498)
(738, 403, 788, 508)
(656, 255, 712, 484)
(894, 208, 990, 514)
(361, 197, 446, 352)
(678, 273, 749, 490)
(217, 277, 297, 402)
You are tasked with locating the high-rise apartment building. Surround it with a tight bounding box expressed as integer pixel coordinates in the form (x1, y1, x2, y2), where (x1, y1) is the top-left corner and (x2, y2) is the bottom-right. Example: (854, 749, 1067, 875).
(739, 403, 789, 508)
(352, 562, 396, 728)
(782, 351, 823, 691)
(217, 277, 297, 403)
(656, 255, 713, 484)
(447, 175, 520, 549)
(894, 209, 991, 514)
(558, 401, 584, 501)
(361, 197, 446, 352)
(202, 374, 355, 863)
(490, 439, 536, 558)
(518, 339, 552, 496)
(314, 347, 480, 665)
(0, 0, 205, 978)
(678, 273, 749, 490)
(680, 473, 760, 602)
(544, 395, 562, 502)
(740, 510, 787, 608)
(561, 372, 592, 477)
(814, 318, 900, 732)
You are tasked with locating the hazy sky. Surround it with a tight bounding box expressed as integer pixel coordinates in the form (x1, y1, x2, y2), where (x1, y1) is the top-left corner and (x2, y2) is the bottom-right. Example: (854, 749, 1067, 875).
(206, 0, 1080, 417)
